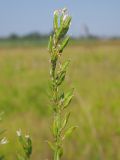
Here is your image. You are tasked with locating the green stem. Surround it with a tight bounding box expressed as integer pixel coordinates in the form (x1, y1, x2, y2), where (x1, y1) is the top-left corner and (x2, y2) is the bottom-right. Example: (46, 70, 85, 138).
(49, 9, 72, 159)
(51, 59, 62, 160)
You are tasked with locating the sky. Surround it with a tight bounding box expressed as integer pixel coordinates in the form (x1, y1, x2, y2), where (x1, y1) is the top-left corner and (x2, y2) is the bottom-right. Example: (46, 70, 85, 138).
(0, 0, 120, 37)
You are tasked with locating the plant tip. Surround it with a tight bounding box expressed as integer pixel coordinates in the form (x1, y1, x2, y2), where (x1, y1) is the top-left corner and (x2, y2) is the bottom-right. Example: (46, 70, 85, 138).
(0, 137, 8, 145)
(16, 129, 22, 137)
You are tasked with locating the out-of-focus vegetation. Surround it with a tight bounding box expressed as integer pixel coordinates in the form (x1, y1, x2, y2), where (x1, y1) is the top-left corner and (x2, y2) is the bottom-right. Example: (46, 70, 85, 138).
(0, 32, 120, 48)
(0, 39, 120, 160)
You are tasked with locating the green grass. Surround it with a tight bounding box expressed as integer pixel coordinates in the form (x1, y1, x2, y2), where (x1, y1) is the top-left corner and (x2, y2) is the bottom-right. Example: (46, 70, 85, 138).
(0, 40, 120, 160)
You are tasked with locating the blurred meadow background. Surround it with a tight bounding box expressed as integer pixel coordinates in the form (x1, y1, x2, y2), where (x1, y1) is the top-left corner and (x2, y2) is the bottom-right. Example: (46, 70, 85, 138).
(0, 0, 120, 160)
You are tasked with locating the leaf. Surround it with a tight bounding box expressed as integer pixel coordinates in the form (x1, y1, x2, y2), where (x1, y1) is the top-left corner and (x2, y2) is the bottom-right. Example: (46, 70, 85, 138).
(26, 137, 32, 157)
(58, 92, 64, 106)
(54, 11, 59, 32)
(57, 26, 69, 40)
(17, 154, 26, 160)
(51, 53, 58, 64)
(59, 36, 70, 53)
(56, 71, 66, 86)
(56, 61, 69, 86)
(63, 16, 72, 29)
(62, 126, 77, 140)
(63, 89, 74, 109)
(48, 36, 53, 53)
(59, 92, 64, 100)
(60, 14, 64, 26)
(0, 155, 5, 160)
(52, 118, 58, 136)
(61, 112, 70, 131)
(51, 53, 58, 72)
(46, 140, 55, 151)
(58, 147, 63, 158)
(61, 60, 70, 71)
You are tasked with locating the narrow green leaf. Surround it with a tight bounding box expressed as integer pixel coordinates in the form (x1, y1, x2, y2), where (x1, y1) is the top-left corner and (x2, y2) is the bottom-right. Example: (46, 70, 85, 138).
(59, 36, 70, 53)
(62, 126, 77, 140)
(56, 26, 64, 40)
(63, 16, 72, 29)
(56, 61, 69, 86)
(60, 14, 64, 26)
(56, 16, 71, 40)
(56, 71, 66, 86)
(51, 53, 57, 63)
(58, 147, 63, 158)
(61, 60, 70, 71)
(57, 27, 69, 40)
(52, 118, 58, 136)
(26, 137, 32, 157)
(54, 11, 59, 32)
(59, 92, 64, 101)
(48, 36, 53, 53)
(17, 154, 26, 160)
(18, 135, 26, 147)
(46, 140, 55, 151)
(61, 112, 70, 131)
(63, 89, 74, 109)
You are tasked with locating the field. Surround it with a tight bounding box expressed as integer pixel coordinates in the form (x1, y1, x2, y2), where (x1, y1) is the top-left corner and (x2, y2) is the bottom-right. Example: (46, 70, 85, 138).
(0, 40, 120, 160)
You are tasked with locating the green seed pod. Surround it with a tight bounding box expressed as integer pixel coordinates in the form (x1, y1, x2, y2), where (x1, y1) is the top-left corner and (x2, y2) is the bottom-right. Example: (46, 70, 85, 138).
(59, 36, 70, 53)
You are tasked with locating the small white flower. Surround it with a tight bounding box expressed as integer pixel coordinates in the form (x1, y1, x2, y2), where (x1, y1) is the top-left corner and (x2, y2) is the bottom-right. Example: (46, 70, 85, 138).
(16, 129, 22, 137)
(0, 137, 8, 144)
(63, 14, 68, 21)
(62, 8, 67, 14)
(25, 135, 30, 139)
(54, 8, 68, 16)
